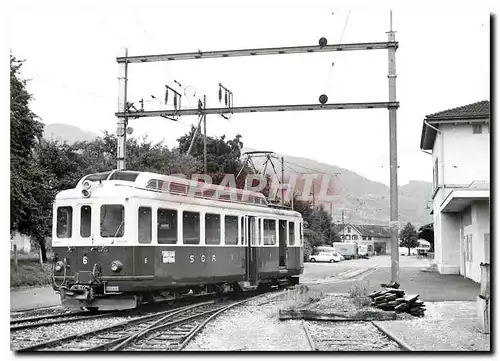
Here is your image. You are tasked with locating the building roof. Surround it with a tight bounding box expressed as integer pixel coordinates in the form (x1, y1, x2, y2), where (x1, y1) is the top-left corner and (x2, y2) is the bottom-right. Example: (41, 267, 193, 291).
(420, 100, 490, 150)
(341, 224, 391, 238)
(425, 100, 490, 120)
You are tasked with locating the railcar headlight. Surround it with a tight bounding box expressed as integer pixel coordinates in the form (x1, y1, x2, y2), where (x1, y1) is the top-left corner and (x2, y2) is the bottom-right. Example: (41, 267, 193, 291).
(82, 189, 91, 198)
(83, 180, 92, 190)
(110, 260, 123, 272)
(54, 261, 64, 272)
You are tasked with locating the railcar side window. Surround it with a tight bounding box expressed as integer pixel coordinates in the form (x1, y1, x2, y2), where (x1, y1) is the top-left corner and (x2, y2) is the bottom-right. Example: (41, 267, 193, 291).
(289, 221, 295, 245)
(80, 206, 91, 238)
(205, 213, 221, 245)
(240, 217, 245, 245)
(300, 223, 304, 246)
(100, 205, 124, 238)
(138, 207, 152, 244)
(57, 206, 73, 238)
(158, 209, 177, 244)
(183, 211, 200, 244)
(225, 215, 238, 245)
(263, 219, 276, 245)
(257, 219, 262, 245)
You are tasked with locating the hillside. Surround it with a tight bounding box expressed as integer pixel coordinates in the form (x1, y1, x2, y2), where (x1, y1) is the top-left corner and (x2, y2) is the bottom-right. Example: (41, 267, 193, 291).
(242, 148, 433, 228)
(43, 123, 99, 144)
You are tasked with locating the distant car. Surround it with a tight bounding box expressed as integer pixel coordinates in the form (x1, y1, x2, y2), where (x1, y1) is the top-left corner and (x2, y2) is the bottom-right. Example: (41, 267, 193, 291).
(309, 251, 343, 263)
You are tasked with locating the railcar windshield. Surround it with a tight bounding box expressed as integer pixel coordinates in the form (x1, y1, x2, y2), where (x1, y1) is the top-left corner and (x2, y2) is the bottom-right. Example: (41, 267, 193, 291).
(100, 205, 125, 237)
(56, 206, 73, 238)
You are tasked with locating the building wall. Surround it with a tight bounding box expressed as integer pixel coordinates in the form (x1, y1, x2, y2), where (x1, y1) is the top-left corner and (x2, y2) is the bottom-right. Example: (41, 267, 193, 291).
(433, 123, 489, 188)
(462, 200, 490, 283)
(10, 232, 32, 253)
(431, 121, 490, 282)
(433, 208, 461, 274)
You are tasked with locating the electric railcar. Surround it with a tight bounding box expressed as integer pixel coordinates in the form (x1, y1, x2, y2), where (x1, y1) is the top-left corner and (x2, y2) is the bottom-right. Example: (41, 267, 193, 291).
(51, 170, 304, 310)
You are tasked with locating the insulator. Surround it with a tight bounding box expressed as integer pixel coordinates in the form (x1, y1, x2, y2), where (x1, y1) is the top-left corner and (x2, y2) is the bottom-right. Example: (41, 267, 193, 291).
(319, 37, 328, 47)
(218, 86, 222, 102)
(165, 88, 169, 104)
(225, 91, 228, 106)
(174, 94, 177, 109)
(319, 94, 328, 104)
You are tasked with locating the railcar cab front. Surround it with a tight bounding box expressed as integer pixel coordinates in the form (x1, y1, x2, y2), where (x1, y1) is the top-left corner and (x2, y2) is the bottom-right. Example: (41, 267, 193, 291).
(52, 170, 143, 310)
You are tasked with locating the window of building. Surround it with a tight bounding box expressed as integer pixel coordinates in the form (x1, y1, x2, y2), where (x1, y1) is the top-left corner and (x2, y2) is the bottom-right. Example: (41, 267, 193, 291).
(473, 124, 482, 134)
(158, 209, 177, 244)
(347, 226, 351, 233)
(463, 206, 472, 226)
(263, 219, 276, 245)
(205, 213, 221, 245)
(80, 205, 91, 238)
(289, 222, 295, 245)
(225, 215, 238, 245)
(183, 211, 200, 244)
(100, 205, 124, 237)
(352, 235, 358, 240)
(345, 235, 351, 240)
(138, 207, 152, 244)
(57, 206, 73, 238)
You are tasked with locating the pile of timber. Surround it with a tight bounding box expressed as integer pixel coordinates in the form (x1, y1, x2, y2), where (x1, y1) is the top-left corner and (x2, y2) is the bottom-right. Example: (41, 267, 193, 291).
(368, 282, 425, 317)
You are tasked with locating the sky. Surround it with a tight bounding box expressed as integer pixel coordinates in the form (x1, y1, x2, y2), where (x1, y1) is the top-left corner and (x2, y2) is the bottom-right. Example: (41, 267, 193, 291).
(5, 0, 492, 186)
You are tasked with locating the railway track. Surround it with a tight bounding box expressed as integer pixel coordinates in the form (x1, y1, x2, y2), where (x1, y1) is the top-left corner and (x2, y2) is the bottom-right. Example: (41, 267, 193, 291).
(10, 311, 114, 331)
(15, 292, 270, 352)
(303, 320, 410, 351)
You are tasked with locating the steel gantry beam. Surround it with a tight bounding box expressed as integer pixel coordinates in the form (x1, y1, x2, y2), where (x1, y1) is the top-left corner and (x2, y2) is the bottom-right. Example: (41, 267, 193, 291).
(116, 101, 399, 118)
(116, 41, 398, 63)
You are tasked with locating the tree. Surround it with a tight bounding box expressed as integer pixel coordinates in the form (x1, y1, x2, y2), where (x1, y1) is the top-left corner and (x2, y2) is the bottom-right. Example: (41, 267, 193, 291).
(10, 55, 45, 249)
(418, 223, 434, 252)
(400, 222, 419, 256)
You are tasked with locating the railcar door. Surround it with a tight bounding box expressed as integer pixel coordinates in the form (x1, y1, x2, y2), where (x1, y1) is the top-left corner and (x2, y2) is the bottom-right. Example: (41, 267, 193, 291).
(278, 220, 287, 268)
(245, 216, 258, 284)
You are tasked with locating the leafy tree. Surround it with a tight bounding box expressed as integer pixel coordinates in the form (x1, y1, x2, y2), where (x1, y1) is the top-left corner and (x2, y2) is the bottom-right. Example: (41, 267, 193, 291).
(418, 223, 434, 252)
(176, 127, 244, 175)
(400, 222, 419, 255)
(10, 55, 45, 251)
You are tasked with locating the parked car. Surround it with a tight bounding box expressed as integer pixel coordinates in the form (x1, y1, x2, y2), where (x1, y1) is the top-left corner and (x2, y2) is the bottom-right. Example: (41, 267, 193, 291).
(309, 251, 343, 263)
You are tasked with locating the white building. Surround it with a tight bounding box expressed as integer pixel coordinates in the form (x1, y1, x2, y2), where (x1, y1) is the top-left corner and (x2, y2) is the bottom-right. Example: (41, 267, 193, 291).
(420, 100, 490, 283)
(339, 224, 392, 255)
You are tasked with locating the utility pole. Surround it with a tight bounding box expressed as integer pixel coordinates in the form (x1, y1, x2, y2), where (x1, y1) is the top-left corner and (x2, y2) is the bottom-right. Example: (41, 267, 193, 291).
(281, 157, 285, 206)
(117, 46, 129, 170)
(341, 210, 346, 241)
(388, 10, 400, 283)
(312, 180, 315, 209)
(203, 95, 207, 174)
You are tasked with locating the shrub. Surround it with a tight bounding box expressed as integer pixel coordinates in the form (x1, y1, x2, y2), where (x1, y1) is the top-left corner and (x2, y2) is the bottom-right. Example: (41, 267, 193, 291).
(11, 261, 52, 288)
(280, 285, 324, 311)
(348, 280, 372, 308)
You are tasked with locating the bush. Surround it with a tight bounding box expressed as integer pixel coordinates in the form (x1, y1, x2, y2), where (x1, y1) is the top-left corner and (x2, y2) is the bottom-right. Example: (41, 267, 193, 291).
(280, 285, 324, 311)
(348, 280, 372, 308)
(11, 261, 52, 288)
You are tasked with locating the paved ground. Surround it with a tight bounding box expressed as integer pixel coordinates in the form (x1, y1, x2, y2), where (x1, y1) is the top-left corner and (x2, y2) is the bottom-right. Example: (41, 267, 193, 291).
(10, 286, 60, 312)
(301, 255, 489, 351)
(303, 255, 480, 301)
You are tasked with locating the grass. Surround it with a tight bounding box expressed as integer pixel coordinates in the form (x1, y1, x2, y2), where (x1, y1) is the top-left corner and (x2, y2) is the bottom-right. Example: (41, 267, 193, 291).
(348, 280, 372, 308)
(280, 285, 324, 311)
(10, 261, 53, 288)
